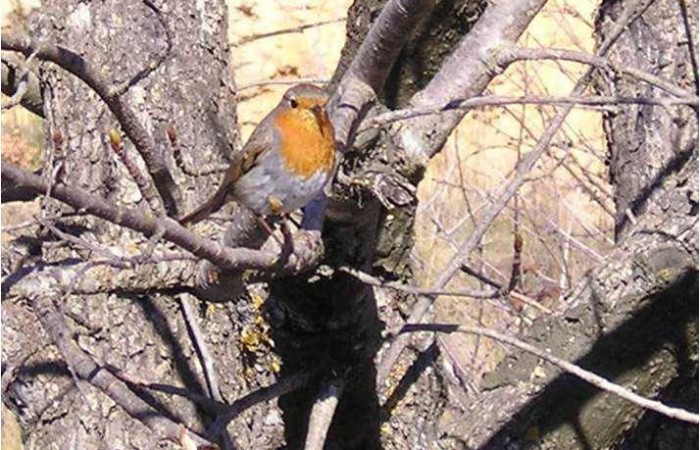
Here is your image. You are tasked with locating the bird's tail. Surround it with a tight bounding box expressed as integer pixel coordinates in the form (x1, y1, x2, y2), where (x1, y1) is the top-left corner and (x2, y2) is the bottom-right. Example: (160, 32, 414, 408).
(178, 186, 229, 226)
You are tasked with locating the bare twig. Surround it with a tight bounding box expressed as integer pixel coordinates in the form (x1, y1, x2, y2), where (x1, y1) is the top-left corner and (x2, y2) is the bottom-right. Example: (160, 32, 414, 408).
(207, 371, 315, 438)
(179, 295, 223, 402)
(167, 124, 228, 177)
(338, 266, 497, 299)
(359, 94, 697, 132)
(2, 212, 84, 231)
(676, 0, 699, 92)
(303, 379, 344, 450)
(1, 54, 43, 116)
(233, 17, 346, 46)
(236, 77, 330, 91)
(108, 128, 165, 214)
(497, 46, 697, 98)
(402, 323, 700, 425)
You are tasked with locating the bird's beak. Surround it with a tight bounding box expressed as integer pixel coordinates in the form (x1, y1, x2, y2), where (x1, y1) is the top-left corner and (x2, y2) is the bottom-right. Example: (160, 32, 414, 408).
(311, 103, 326, 134)
(311, 103, 324, 117)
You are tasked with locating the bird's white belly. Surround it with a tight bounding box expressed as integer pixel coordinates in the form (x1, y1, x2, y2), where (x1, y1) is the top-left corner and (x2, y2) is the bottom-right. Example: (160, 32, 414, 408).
(233, 155, 330, 215)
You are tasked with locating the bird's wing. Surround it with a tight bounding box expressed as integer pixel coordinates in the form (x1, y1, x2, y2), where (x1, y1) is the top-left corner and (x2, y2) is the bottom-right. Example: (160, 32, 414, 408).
(229, 114, 276, 182)
(178, 114, 276, 225)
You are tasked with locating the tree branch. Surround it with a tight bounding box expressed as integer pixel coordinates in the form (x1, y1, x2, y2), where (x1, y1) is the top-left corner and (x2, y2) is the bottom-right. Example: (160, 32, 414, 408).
(1, 54, 43, 117)
(206, 371, 315, 439)
(2, 30, 180, 214)
(402, 323, 700, 424)
(393, 0, 548, 161)
(377, 0, 657, 385)
(359, 94, 697, 131)
(1, 162, 322, 273)
(303, 380, 344, 450)
(329, 0, 434, 151)
(31, 290, 213, 447)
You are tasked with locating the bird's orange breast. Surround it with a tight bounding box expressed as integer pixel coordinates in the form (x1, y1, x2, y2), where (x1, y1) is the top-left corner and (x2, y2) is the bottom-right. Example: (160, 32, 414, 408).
(275, 108, 335, 178)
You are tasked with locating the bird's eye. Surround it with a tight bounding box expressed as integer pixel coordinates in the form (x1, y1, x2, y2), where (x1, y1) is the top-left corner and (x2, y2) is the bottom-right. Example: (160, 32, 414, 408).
(289, 98, 299, 108)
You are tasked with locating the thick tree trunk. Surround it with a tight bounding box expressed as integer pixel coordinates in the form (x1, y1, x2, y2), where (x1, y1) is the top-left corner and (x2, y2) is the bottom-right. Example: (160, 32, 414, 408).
(1, 2, 288, 449)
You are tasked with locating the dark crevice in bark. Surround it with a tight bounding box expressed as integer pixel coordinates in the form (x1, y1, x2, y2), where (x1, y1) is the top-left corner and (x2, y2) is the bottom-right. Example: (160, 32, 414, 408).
(477, 270, 698, 449)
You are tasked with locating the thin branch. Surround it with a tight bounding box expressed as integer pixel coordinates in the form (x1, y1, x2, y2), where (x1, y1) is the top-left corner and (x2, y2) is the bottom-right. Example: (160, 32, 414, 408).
(303, 379, 344, 450)
(497, 46, 697, 98)
(232, 17, 346, 46)
(1, 54, 43, 116)
(108, 129, 165, 214)
(676, 0, 699, 92)
(359, 94, 697, 132)
(339, 265, 550, 313)
(402, 323, 700, 425)
(167, 124, 229, 177)
(115, 370, 227, 413)
(236, 77, 330, 91)
(2, 162, 322, 273)
(179, 295, 223, 402)
(338, 266, 496, 299)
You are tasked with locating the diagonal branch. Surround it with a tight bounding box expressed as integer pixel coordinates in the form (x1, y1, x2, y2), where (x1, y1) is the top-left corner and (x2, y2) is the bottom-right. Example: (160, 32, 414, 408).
(393, 0, 548, 161)
(329, 0, 434, 151)
(402, 323, 700, 424)
(206, 371, 315, 439)
(31, 290, 213, 447)
(377, 0, 656, 385)
(1, 54, 43, 116)
(303, 379, 344, 450)
(2, 30, 180, 214)
(2, 162, 322, 273)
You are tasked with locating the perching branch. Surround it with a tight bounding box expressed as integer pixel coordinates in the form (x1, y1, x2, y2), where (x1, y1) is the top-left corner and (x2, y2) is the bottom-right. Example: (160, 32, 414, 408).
(2, 162, 323, 273)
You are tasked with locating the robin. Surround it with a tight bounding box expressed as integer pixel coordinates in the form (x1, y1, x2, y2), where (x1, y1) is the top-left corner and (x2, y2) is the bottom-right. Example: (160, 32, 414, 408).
(179, 84, 335, 225)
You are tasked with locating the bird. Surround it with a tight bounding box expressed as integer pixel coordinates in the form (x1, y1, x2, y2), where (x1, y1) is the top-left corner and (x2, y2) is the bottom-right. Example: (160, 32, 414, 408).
(179, 84, 335, 226)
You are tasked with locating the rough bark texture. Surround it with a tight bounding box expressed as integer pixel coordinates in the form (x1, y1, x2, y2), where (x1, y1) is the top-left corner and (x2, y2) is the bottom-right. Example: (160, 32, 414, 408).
(600, 0, 698, 240)
(1, 1, 285, 449)
(3, 0, 698, 449)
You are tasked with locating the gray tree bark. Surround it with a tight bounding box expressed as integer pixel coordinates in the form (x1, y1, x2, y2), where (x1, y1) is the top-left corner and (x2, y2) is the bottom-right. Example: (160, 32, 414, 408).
(2, 1, 287, 449)
(2, 0, 697, 449)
